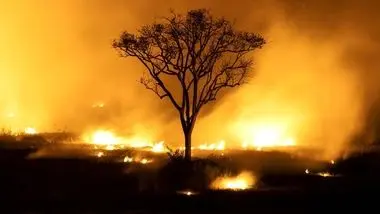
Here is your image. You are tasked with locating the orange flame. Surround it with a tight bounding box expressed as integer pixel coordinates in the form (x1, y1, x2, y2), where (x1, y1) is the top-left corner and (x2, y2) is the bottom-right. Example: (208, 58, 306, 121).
(210, 171, 256, 190)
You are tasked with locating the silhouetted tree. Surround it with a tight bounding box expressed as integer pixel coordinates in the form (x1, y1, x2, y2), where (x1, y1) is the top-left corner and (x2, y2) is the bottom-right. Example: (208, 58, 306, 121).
(113, 9, 265, 161)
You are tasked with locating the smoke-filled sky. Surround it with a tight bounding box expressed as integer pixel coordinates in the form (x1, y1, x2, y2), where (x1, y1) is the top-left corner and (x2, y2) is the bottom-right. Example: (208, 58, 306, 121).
(1, 0, 380, 159)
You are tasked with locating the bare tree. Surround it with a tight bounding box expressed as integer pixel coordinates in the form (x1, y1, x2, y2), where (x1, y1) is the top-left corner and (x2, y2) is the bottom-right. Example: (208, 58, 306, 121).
(113, 9, 265, 161)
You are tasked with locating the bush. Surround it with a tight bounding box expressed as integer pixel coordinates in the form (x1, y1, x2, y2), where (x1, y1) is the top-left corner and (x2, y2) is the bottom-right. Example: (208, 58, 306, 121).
(0, 128, 16, 143)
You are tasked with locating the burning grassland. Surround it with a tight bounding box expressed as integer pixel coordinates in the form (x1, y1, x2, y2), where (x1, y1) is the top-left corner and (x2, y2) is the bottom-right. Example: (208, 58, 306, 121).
(0, 124, 350, 180)
(1, 0, 376, 165)
(1, 126, 329, 166)
(0, 127, 38, 138)
(81, 129, 298, 153)
(0, 129, 344, 194)
(2, 2, 380, 201)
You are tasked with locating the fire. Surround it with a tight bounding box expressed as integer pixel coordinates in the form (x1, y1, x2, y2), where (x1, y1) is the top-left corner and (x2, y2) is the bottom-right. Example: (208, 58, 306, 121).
(317, 172, 333, 177)
(92, 102, 105, 108)
(105, 145, 115, 150)
(151, 141, 165, 153)
(83, 129, 166, 153)
(123, 155, 152, 164)
(97, 151, 104, 158)
(140, 158, 151, 164)
(123, 156, 133, 163)
(234, 121, 297, 150)
(211, 171, 256, 190)
(305, 169, 335, 177)
(91, 130, 118, 145)
(124, 136, 152, 148)
(24, 127, 37, 135)
(198, 140, 225, 151)
(6, 112, 15, 118)
(177, 190, 197, 196)
(83, 126, 298, 154)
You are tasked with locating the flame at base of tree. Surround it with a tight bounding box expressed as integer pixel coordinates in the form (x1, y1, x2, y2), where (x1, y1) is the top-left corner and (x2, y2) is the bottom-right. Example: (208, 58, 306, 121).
(82, 126, 298, 153)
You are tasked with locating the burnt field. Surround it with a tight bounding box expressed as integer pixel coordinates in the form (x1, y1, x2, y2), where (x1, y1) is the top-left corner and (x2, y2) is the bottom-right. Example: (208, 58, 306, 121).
(1, 136, 380, 213)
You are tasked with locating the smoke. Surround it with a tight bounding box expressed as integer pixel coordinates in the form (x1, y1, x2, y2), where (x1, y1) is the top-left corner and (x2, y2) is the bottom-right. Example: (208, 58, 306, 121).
(1, 0, 380, 159)
(197, 21, 363, 159)
(196, 0, 379, 159)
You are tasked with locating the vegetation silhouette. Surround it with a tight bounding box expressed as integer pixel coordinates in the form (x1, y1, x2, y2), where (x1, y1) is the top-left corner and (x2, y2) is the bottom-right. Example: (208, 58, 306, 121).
(113, 9, 265, 161)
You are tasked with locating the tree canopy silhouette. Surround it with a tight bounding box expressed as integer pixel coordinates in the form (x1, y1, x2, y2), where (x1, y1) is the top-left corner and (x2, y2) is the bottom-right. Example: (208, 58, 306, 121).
(113, 9, 265, 161)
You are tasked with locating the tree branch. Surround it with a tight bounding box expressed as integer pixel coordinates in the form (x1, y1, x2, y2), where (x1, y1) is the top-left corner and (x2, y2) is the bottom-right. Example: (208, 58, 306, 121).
(113, 8, 265, 140)
(140, 76, 168, 99)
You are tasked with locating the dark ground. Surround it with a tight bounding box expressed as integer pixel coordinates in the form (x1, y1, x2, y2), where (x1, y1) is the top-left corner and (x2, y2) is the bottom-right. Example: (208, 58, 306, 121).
(1, 138, 380, 213)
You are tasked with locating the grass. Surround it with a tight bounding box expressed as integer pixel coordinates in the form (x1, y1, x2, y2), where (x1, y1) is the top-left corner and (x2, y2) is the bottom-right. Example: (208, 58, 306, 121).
(0, 135, 333, 195)
(2, 138, 380, 213)
(2, 133, 380, 211)
(0, 128, 16, 142)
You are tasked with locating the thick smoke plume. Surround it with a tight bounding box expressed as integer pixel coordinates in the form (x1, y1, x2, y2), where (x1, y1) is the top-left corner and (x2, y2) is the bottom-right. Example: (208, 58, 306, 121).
(1, 0, 380, 159)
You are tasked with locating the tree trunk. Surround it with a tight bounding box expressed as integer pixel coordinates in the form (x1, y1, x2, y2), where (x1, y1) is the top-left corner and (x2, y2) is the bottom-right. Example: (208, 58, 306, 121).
(184, 129, 192, 161)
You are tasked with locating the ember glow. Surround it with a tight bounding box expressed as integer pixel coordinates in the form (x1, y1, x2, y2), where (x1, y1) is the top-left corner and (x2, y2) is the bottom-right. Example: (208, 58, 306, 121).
(123, 155, 153, 164)
(211, 171, 256, 190)
(177, 190, 198, 196)
(304, 169, 336, 178)
(317, 172, 333, 178)
(97, 151, 104, 158)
